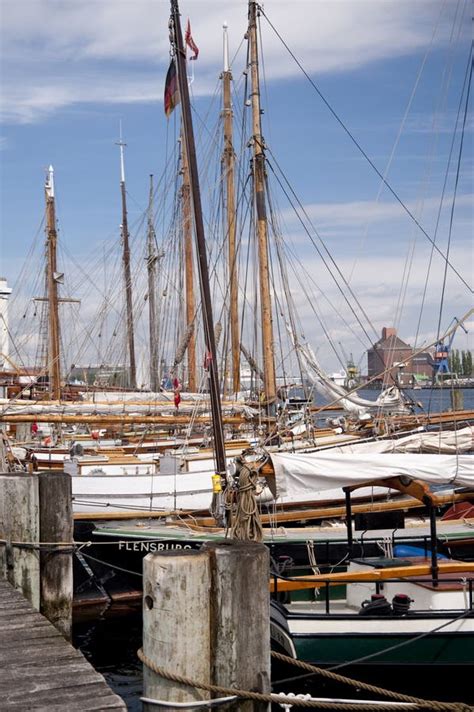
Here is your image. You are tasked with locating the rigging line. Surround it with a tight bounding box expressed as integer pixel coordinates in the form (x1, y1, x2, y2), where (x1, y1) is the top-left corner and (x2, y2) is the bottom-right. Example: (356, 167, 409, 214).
(258, 5, 473, 295)
(397, 46, 472, 356)
(348, 2, 458, 375)
(436, 44, 473, 340)
(279, 244, 351, 369)
(9, 217, 45, 299)
(257, 8, 273, 150)
(345, 0, 448, 287)
(265, 156, 376, 346)
(414, 1, 467, 348)
(0, 316, 30, 375)
(263, 167, 362, 366)
(265, 175, 316, 382)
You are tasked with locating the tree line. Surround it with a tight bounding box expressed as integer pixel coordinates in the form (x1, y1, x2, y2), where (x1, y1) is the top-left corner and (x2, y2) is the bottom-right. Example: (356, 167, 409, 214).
(448, 349, 473, 377)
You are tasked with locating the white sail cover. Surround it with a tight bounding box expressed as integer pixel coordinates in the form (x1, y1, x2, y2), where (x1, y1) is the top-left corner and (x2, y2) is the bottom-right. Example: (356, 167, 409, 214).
(270, 450, 473, 499)
(323, 426, 474, 455)
(0, 398, 257, 419)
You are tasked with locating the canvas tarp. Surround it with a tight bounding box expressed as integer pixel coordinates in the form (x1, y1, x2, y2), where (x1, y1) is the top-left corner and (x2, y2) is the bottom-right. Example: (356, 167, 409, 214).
(270, 450, 473, 500)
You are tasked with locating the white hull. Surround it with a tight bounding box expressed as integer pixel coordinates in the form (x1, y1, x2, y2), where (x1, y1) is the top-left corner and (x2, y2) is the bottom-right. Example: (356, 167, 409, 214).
(72, 472, 215, 513)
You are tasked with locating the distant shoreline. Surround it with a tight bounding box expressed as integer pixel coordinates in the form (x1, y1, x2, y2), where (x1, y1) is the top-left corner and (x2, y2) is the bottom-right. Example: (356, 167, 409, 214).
(361, 382, 474, 390)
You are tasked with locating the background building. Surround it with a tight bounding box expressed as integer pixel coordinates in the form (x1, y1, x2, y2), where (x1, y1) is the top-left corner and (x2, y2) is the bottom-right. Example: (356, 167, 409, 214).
(367, 327, 432, 386)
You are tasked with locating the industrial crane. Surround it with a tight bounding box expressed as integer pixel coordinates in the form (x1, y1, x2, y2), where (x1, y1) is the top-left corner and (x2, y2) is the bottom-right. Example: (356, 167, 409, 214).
(338, 342, 360, 389)
(431, 317, 468, 383)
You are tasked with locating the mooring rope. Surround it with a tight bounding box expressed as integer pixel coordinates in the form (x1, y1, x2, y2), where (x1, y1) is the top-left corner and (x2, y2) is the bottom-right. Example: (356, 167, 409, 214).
(229, 461, 263, 541)
(137, 648, 472, 711)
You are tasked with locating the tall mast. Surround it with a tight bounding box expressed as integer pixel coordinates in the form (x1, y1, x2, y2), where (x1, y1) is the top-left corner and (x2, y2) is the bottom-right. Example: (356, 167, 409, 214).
(170, 0, 227, 484)
(146, 174, 159, 392)
(222, 22, 240, 394)
(44, 165, 61, 400)
(116, 126, 137, 389)
(248, 1, 276, 404)
(180, 131, 197, 391)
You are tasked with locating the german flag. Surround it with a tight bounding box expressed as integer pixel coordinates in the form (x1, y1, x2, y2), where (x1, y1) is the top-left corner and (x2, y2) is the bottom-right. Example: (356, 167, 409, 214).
(164, 59, 179, 118)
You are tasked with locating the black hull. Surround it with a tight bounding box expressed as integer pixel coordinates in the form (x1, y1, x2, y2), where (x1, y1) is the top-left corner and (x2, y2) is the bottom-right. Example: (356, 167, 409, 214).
(73, 520, 473, 604)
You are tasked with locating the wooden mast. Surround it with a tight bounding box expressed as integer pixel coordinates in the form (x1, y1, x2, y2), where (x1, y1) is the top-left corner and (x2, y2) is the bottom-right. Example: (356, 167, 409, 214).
(146, 175, 159, 392)
(180, 132, 197, 391)
(222, 23, 240, 395)
(116, 128, 137, 390)
(44, 166, 61, 400)
(248, 1, 276, 405)
(170, 0, 227, 486)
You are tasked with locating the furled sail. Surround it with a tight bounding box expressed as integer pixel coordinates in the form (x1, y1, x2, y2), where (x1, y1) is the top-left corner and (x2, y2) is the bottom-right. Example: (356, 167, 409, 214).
(323, 425, 474, 455)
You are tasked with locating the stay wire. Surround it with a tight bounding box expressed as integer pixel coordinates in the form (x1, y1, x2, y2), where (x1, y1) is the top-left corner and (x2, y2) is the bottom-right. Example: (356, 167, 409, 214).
(265, 154, 376, 346)
(414, 0, 469, 348)
(436, 42, 473, 340)
(422, 41, 473, 411)
(258, 4, 472, 295)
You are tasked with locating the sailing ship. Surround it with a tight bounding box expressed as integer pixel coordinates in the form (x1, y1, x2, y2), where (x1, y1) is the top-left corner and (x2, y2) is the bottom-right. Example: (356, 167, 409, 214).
(1, 0, 472, 537)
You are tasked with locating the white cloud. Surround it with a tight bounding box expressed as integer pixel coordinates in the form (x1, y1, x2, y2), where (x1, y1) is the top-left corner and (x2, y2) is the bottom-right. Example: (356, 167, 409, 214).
(0, 0, 448, 124)
(283, 193, 473, 229)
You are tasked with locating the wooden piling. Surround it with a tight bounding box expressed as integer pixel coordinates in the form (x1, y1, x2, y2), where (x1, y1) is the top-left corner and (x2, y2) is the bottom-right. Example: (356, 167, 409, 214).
(142, 541, 271, 711)
(451, 389, 464, 411)
(39, 471, 73, 640)
(0, 471, 73, 639)
(142, 549, 212, 711)
(205, 540, 271, 712)
(0, 473, 40, 608)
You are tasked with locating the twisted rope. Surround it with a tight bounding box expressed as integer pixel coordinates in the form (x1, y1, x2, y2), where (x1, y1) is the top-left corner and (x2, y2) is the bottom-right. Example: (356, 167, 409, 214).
(137, 648, 473, 711)
(230, 462, 263, 542)
(271, 652, 472, 711)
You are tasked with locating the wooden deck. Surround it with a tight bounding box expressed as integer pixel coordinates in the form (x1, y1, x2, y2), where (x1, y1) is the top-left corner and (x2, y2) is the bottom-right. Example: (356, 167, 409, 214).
(0, 578, 126, 711)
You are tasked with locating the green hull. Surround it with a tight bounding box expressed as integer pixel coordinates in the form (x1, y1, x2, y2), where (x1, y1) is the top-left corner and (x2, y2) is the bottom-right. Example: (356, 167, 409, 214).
(294, 632, 473, 666)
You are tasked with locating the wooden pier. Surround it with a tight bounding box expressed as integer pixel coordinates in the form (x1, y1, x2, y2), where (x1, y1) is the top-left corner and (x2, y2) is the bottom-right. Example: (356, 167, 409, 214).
(0, 578, 126, 711)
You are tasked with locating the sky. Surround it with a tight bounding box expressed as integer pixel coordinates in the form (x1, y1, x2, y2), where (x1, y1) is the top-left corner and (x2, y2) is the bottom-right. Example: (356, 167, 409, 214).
(0, 0, 472, 377)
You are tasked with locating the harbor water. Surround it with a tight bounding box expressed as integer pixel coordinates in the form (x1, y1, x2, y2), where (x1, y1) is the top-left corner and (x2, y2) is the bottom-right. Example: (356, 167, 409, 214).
(74, 608, 474, 711)
(74, 387, 473, 710)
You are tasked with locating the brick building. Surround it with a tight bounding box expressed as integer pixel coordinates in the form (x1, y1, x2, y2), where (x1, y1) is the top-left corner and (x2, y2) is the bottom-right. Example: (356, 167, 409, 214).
(367, 327, 432, 386)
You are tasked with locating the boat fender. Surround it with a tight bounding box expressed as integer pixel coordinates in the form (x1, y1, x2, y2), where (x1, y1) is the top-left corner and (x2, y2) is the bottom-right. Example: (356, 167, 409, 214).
(359, 593, 392, 616)
(256, 485, 276, 503)
(392, 593, 413, 616)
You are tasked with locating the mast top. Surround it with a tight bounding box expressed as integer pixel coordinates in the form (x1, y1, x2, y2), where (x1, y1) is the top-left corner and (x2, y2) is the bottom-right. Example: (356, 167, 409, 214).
(223, 22, 230, 72)
(115, 121, 127, 184)
(45, 165, 55, 199)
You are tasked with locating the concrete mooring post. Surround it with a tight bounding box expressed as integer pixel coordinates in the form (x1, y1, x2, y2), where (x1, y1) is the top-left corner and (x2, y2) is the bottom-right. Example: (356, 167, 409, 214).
(0, 471, 73, 638)
(142, 541, 271, 712)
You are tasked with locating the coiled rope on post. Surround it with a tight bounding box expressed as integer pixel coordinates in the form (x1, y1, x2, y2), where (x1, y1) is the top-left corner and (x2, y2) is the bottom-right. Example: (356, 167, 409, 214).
(137, 648, 473, 711)
(229, 461, 264, 542)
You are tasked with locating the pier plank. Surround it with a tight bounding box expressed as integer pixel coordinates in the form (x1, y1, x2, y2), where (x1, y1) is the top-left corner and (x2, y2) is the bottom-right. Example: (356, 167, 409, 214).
(0, 578, 126, 710)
